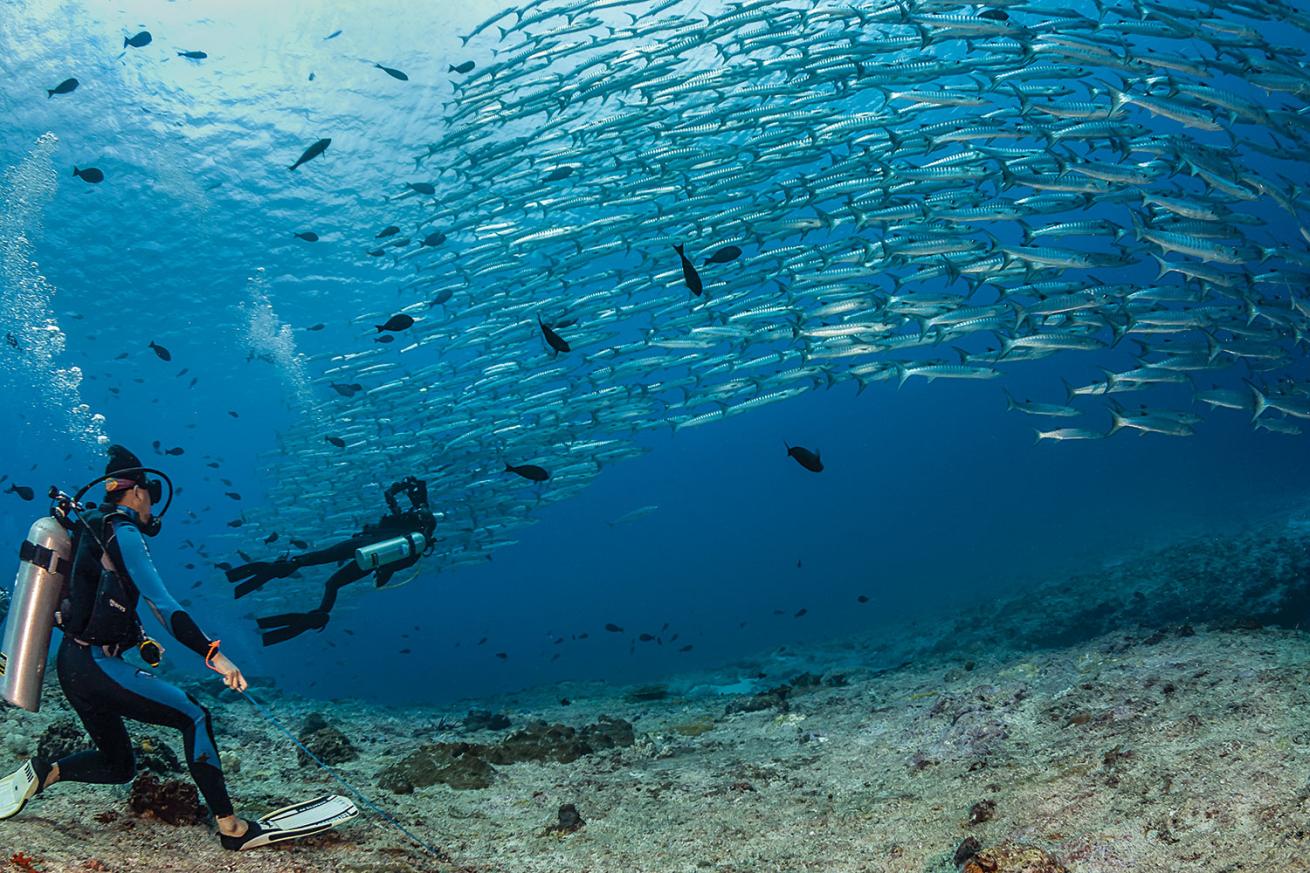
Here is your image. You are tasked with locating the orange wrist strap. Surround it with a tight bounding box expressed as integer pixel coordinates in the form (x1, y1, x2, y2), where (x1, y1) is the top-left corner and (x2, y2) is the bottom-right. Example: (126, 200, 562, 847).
(205, 640, 222, 673)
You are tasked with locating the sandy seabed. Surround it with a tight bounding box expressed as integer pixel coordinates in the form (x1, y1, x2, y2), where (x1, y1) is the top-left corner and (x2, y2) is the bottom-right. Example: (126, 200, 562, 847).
(2, 513, 1309, 873)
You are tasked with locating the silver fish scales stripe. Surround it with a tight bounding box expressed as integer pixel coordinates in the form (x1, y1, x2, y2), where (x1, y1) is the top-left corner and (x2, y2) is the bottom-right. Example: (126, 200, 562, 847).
(247, 0, 1310, 591)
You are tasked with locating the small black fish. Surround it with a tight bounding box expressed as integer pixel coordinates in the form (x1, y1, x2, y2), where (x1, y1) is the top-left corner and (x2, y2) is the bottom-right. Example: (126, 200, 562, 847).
(227, 519, 243, 528)
(705, 244, 742, 265)
(421, 231, 446, 247)
(289, 137, 331, 171)
(325, 436, 345, 448)
(377, 313, 414, 333)
(785, 442, 823, 473)
(177, 50, 207, 59)
(306, 323, 325, 331)
(124, 31, 152, 48)
(264, 532, 279, 544)
(375, 63, 408, 81)
(505, 462, 549, 482)
(560, 697, 571, 705)
(376, 225, 400, 238)
(294, 231, 319, 242)
(978, 8, 1010, 20)
(407, 182, 435, 195)
(6, 484, 34, 501)
(176, 368, 189, 377)
(324, 30, 342, 40)
(148, 341, 172, 361)
(290, 539, 309, 549)
(638, 633, 655, 642)
(428, 289, 453, 307)
(73, 166, 104, 184)
(189, 376, 197, 388)
(794, 608, 807, 618)
(206, 461, 220, 469)
(224, 491, 241, 500)
(308, 72, 316, 81)
(673, 243, 703, 296)
(537, 315, 570, 354)
(375, 335, 395, 344)
(543, 166, 574, 182)
(450, 60, 475, 74)
(366, 248, 385, 257)
(857, 595, 869, 603)
(165, 447, 185, 456)
(604, 623, 624, 633)
(496, 652, 508, 660)
(48, 78, 78, 98)
(477, 637, 487, 645)
(678, 645, 693, 652)
(330, 382, 363, 397)
(400, 648, 413, 655)
(228, 410, 239, 418)
(5, 332, 18, 349)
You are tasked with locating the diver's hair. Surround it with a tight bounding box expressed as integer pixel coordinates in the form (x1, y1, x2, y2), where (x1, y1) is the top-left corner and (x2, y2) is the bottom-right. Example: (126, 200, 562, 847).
(104, 487, 129, 505)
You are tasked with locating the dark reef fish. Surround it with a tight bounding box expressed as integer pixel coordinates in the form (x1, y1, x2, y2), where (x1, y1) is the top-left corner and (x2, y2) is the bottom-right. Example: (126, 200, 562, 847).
(421, 231, 446, 247)
(6, 484, 34, 501)
(407, 182, 436, 196)
(325, 436, 345, 448)
(544, 166, 574, 182)
(289, 137, 331, 171)
(428, 288, 453, 307)
(177, 50, 207, 59)
(377, 313, 415, 332)
(376, 225, 400, 238)
(294, 231, 319, 242)
(164, 447, 184, 456)
(704, 245, 742, 264)
(505, 462, 550, 482)
(604, 623, 624, 633)
(48, 78, 78, 97)
(785, 442, 823, 472)
(375, 63, 408, 81)
(330, 382, 363, 397)
(306, 323, 325, 331)
(72, 166, 104, 184)
(450, 60, 475, 74)
(323, 30, 342, 40)
(375, 335, 395, 344)
(124, 31, 152, 48)
(673, 243, 703, 296)
(538, 315, 570, 353)
(147, 341, 172, 361)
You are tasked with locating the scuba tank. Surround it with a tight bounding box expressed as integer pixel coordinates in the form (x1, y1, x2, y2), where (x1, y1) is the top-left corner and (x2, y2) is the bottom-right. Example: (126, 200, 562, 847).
(1, 516, 73, 712)
(355, 533, 426, 571)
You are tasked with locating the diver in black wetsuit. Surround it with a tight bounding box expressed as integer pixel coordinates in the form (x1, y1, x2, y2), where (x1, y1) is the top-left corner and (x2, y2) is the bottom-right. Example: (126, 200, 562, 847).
(0, 445, 279, 850)
(225, 477, 436, 646)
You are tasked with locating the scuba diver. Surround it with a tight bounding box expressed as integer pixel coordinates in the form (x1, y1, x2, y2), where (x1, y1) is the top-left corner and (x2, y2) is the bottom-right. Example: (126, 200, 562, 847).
(0, 445, 356, 849)
(225, 475, 436, 646)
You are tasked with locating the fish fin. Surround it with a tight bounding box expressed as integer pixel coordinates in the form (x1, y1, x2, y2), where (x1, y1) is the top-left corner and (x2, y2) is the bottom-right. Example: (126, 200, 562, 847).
(1003, 388, 1016, 412)
(1245, 379, 1269, 420)
(1061, 377, 1075, 405)
(72, 166, 79, 177)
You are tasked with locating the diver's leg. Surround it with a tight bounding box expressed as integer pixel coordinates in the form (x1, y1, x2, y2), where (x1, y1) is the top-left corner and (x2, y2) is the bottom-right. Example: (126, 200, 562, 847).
(254, 562, 372, 646)
(85, 651, 235, 819)
(47, 640, 136, 787)
(228, 539, 363, 597)
(373, 550, 421, 587)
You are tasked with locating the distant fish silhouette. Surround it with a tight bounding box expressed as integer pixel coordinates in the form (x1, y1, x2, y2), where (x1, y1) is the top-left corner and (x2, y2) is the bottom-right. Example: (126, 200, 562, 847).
(289, 137, 331, 171)
(48, 78, 78, 98)
(785, 442, 823, 473)
(148, 341, 172, 361)
(124, 31, 152, 48)
(673, 244, 703, 296)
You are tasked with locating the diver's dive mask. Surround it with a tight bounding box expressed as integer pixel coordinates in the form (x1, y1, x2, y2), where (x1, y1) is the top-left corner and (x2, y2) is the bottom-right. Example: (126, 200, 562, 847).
(75, 467, 175, 537)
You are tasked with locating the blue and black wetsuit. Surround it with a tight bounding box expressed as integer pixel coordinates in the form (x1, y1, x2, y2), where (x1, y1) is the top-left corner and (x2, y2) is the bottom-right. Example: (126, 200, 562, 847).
(45, 505, 233, 818)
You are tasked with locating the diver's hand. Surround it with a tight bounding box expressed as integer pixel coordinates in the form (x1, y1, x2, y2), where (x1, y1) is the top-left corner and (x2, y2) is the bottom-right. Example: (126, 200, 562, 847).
(209, 652, 248, 693)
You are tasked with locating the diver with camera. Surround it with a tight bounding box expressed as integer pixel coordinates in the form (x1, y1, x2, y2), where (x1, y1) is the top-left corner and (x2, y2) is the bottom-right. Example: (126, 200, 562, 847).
(225, 476, 436, 645)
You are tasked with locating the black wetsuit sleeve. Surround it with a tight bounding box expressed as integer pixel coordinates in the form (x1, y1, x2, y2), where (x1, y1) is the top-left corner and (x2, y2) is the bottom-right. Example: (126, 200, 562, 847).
(114, 522, 215, 658)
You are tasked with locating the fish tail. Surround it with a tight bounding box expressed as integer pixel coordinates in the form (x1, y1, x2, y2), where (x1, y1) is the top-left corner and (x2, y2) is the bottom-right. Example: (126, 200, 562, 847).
(448, 65, 456, 73)
(673, 243, 684, 255)
(72, 166, 79, 177)
(375, 325, 384, 332)
(123, 37, 129, 48)
(504, 463, 514, 473)
(1245, 379, 1269, 420)
(47, 90, 54, 98)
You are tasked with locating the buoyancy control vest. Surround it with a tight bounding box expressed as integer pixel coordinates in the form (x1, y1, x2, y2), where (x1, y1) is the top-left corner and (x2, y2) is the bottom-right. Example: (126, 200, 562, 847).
(60, 507, 145, 648)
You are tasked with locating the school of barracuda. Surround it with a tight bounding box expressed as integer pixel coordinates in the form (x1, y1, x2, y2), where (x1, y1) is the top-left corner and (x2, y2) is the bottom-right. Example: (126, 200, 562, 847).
(241, 0, 1310, 580)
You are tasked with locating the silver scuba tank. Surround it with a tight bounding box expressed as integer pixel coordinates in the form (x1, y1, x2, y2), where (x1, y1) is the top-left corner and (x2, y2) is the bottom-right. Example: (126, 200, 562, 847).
(1, 516, 73, 712)
(354, 533, 425, 571)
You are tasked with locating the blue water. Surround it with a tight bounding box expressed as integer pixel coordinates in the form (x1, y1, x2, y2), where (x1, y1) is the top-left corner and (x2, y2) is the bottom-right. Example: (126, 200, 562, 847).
(2, 0, 1308, 706)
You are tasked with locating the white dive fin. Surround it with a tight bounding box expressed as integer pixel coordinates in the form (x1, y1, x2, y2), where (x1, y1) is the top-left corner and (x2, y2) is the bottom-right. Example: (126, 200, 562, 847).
(0, 760, 39, 821)
(225, 794, 358, 850)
